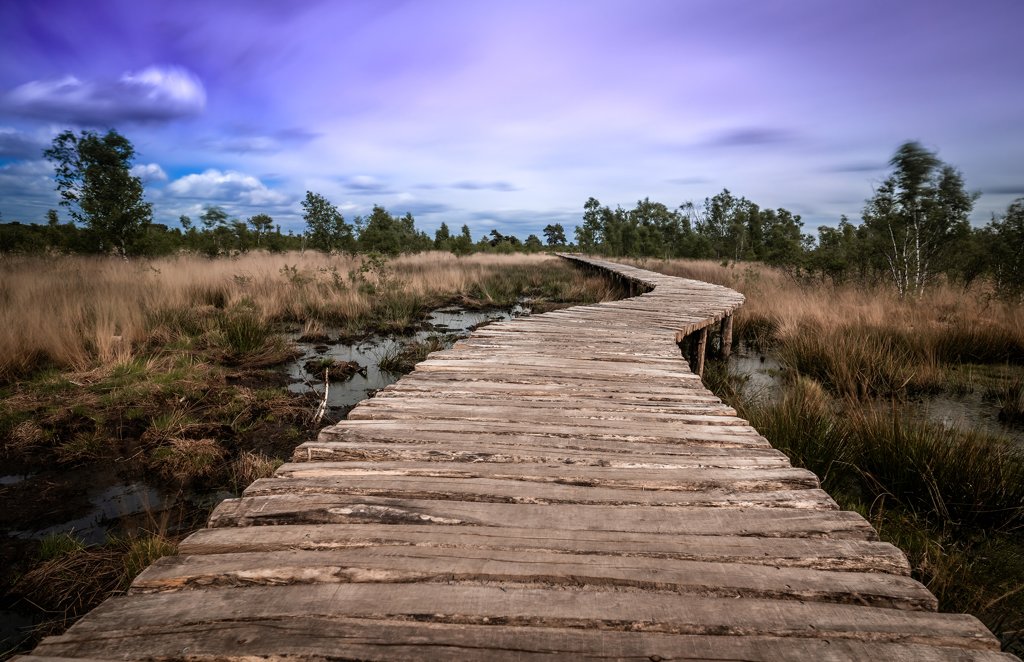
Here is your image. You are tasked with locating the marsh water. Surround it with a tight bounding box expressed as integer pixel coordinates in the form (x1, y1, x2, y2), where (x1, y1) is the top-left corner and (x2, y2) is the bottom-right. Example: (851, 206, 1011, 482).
(4, 304, 532, 545)
(726, 346, 1024, 446)
(286, 303, 531, 418)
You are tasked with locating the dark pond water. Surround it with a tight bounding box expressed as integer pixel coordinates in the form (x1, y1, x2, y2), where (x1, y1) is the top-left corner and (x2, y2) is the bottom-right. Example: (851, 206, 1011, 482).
(286, 304, 530, 418)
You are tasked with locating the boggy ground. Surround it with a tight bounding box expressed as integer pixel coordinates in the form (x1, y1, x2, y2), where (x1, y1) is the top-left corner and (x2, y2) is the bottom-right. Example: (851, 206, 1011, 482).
(0, 251, 624, 658)
(631, 257, 1024, 654)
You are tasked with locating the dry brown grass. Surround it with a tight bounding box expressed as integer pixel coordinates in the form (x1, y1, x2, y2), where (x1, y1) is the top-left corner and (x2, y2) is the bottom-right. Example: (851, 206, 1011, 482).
(0, 251, 591, 380)
(13, 532, 177, 636)
(629, 257, 1024, 397)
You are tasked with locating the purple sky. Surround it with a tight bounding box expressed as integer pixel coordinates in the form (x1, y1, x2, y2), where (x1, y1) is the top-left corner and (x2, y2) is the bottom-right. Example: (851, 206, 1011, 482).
(2, 0, 1023, 239)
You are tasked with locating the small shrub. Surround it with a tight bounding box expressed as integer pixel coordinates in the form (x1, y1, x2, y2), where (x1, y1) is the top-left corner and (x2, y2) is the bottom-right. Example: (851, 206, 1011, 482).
(190, 283, 229, 309)
(372, 291, 427, 333)
(776, 322, 943, 399)
(149, 438, 226, 483)
(298, 318, 329, 342)
(14, 534, 176, 629)
(220, 302, 273, 356)
(120, 534, 177, 580)
(927, 321, 1024, 365)
(733, 312, 778, 351)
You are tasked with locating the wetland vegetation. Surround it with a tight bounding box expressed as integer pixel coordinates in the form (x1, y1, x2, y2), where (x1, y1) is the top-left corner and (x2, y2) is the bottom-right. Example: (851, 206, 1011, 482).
(3, 131, 1022, 655)
(636, 257, 1024, 653)
(0, 251, 623, 655)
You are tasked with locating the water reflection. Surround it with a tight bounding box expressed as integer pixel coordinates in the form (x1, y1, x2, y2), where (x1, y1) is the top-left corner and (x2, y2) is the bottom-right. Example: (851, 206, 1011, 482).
(724, 347, 1024, 445)
(287, 304, 530, 416)
(12, 481, 165, 545)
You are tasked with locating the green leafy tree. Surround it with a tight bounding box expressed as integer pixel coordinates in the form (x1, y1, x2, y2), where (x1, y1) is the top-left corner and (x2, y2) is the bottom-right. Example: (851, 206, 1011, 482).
(199, 205, 230, 255)
(434, 222, 451, 249)
(43, 129, 152, 256)
(524, 234, 543, 251)
(301, 191, 353, 252)
(542, 223, 566, 247)
(451, 224, 473, 255)
(985, 198, 1024, 300)
(760, 208, 805, 267)
(357, 206, 429, 254)
(200, 205, 228, 231)
(575, 198, 603, 253)
(247, 213, 274, 247)
(862, 142, 976, 298)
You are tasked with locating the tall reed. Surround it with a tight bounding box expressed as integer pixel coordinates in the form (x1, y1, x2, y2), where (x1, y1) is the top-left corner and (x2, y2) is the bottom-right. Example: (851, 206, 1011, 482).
(0, 252, 614, 380)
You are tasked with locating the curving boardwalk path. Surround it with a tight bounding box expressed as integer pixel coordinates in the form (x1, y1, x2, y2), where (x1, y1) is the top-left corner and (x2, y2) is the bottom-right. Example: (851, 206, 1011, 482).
(20, 256, 1015, 661)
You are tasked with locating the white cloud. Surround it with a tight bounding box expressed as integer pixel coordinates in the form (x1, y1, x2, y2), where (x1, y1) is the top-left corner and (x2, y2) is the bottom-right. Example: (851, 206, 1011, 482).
(130, 163, 168, 182)
(167, 169, 288, 206)
(4, 65, 205, 124)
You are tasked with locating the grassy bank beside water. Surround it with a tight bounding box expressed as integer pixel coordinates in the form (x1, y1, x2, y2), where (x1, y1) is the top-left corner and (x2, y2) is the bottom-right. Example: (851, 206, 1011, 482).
(633, 258, 1024, 653)
(0, 251, 622, 657)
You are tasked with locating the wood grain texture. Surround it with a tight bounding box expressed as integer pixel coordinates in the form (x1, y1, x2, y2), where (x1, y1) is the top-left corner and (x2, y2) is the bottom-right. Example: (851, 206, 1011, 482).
(21, 254, 1012, 660)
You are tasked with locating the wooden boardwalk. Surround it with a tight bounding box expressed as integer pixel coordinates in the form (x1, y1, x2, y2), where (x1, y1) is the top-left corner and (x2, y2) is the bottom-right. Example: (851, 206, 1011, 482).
(19, 256, 1016, 661)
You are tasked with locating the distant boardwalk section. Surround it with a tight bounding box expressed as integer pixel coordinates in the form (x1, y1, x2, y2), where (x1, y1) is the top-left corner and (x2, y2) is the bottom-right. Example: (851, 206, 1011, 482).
(18, 255, 1016, 660)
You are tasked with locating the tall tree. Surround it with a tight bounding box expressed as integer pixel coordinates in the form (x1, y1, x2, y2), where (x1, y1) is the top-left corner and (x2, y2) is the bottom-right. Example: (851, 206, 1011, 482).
(247, 213, 274, 247)
(862, 142, 976, 297)
(44, 129, 152, 256)
(434, 222, 451, 249)
(301, 191, 352, 252)
(200, 205, 228, 231)
(575, 198, 604, 253)
(451, 224, 473, 255)
(542, 223, 566, 247)
(985, 198, 1024, 300)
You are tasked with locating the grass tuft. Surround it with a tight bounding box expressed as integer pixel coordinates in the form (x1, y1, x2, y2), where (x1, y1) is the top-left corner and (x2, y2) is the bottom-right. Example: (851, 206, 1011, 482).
(228, 451, 283, 494)
(149, 438, 226, 484)
(13, 534, 177, 634)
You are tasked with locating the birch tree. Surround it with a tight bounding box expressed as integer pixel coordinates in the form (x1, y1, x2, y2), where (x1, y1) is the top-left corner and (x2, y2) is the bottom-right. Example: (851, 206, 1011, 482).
(44, 129, 152, 256)
(862, 142, 976, 298)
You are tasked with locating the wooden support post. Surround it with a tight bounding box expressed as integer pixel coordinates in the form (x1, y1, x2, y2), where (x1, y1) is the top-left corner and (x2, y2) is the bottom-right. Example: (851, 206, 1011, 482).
(720, 314, 733, 359)
(695, 327, 708, 377)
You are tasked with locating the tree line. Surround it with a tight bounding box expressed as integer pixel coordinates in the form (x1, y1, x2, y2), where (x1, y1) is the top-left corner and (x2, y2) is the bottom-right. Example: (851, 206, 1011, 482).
(0, 128, 569, 258)
(1, 129, 1020, 299)
(575, 142, 1023, 300)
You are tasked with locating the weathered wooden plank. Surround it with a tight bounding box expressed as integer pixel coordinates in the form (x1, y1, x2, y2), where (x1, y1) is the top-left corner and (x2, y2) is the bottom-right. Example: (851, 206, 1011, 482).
(240, 476, 835, 509)
(133, 547, 936, 610)
(355, 396, 744, 422)
(321, 418, 773, 447)
(377, 378, 726, 401)
(177, 523, 913, 574)
(269, 461, 822, 492)
(289, 441, 792, 467)
(35, 585, 999, 650)
(208, 495, 875, 538)
(29, 621, 1018, 661)
(313, 426, 777, 455)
